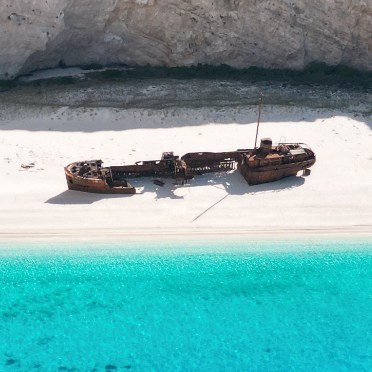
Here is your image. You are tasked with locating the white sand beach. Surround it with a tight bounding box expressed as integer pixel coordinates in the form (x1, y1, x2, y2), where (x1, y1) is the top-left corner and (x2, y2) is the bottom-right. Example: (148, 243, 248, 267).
(0, 104, 371, 242)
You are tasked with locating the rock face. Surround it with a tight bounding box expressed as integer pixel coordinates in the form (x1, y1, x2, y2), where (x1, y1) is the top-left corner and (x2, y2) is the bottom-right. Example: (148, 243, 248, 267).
(1, 0, 371, 79)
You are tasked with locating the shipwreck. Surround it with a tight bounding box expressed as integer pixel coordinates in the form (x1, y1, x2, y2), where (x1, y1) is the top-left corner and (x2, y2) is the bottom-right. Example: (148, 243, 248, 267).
(64, 97, 316, 194)
(64, 140, 315, 194)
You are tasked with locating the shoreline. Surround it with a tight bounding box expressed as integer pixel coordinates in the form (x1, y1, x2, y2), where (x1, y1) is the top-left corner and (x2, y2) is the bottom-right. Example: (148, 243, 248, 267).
(1, 226, 371, 246)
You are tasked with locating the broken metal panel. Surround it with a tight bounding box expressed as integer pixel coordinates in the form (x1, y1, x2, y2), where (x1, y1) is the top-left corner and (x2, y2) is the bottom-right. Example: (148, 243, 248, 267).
(289, 149, 307, 156)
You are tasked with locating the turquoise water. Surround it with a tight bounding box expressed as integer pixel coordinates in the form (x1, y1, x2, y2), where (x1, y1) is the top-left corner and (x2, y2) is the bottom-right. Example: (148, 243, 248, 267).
(0, 241, 371, 371)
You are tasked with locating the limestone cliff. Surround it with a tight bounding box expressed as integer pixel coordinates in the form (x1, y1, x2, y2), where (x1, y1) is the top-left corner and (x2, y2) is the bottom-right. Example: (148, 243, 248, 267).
(1, 0, 371, 79)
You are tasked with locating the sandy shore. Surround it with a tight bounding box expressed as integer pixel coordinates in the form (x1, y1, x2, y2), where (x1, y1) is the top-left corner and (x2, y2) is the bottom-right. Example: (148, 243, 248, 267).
(0, 102, 371, 243)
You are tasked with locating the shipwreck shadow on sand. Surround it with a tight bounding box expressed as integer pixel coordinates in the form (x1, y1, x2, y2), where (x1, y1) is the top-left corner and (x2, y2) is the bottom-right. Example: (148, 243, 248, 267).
(45, 190, 134, 205)
(134, 179, 185, 200)
(190, 173, 306, 222)
(190, 169, 306, 196)
(142, 170, 306, 198)
(46, 172, 306, 204)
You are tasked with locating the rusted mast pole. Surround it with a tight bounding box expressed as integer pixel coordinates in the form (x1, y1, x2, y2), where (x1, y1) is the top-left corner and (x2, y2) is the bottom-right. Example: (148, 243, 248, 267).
(254, 93, 263, 149)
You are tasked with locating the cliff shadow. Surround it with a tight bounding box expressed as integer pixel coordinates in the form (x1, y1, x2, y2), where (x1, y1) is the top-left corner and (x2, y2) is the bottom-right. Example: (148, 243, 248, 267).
(1, 77, 370, 132)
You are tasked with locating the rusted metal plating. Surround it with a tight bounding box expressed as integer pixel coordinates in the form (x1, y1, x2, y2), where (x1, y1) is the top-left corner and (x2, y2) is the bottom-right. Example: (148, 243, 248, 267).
(64, 141, 316, 194)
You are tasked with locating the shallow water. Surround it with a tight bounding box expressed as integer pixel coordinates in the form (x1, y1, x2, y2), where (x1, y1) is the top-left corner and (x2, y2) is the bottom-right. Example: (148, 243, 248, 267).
(0, 240, 371, 371)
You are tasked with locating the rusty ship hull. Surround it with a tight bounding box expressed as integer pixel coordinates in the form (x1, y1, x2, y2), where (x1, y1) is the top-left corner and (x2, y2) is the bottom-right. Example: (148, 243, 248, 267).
(64, 161, 136, 194)
(64, 94, 316, 194)
(64, 152, 192, 194)
(64, 142, 315, 194)
(237, 142, 316, 185)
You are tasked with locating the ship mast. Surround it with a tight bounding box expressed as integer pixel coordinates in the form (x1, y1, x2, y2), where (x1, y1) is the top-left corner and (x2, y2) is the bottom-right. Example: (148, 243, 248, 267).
(254, 93, 263, 149)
